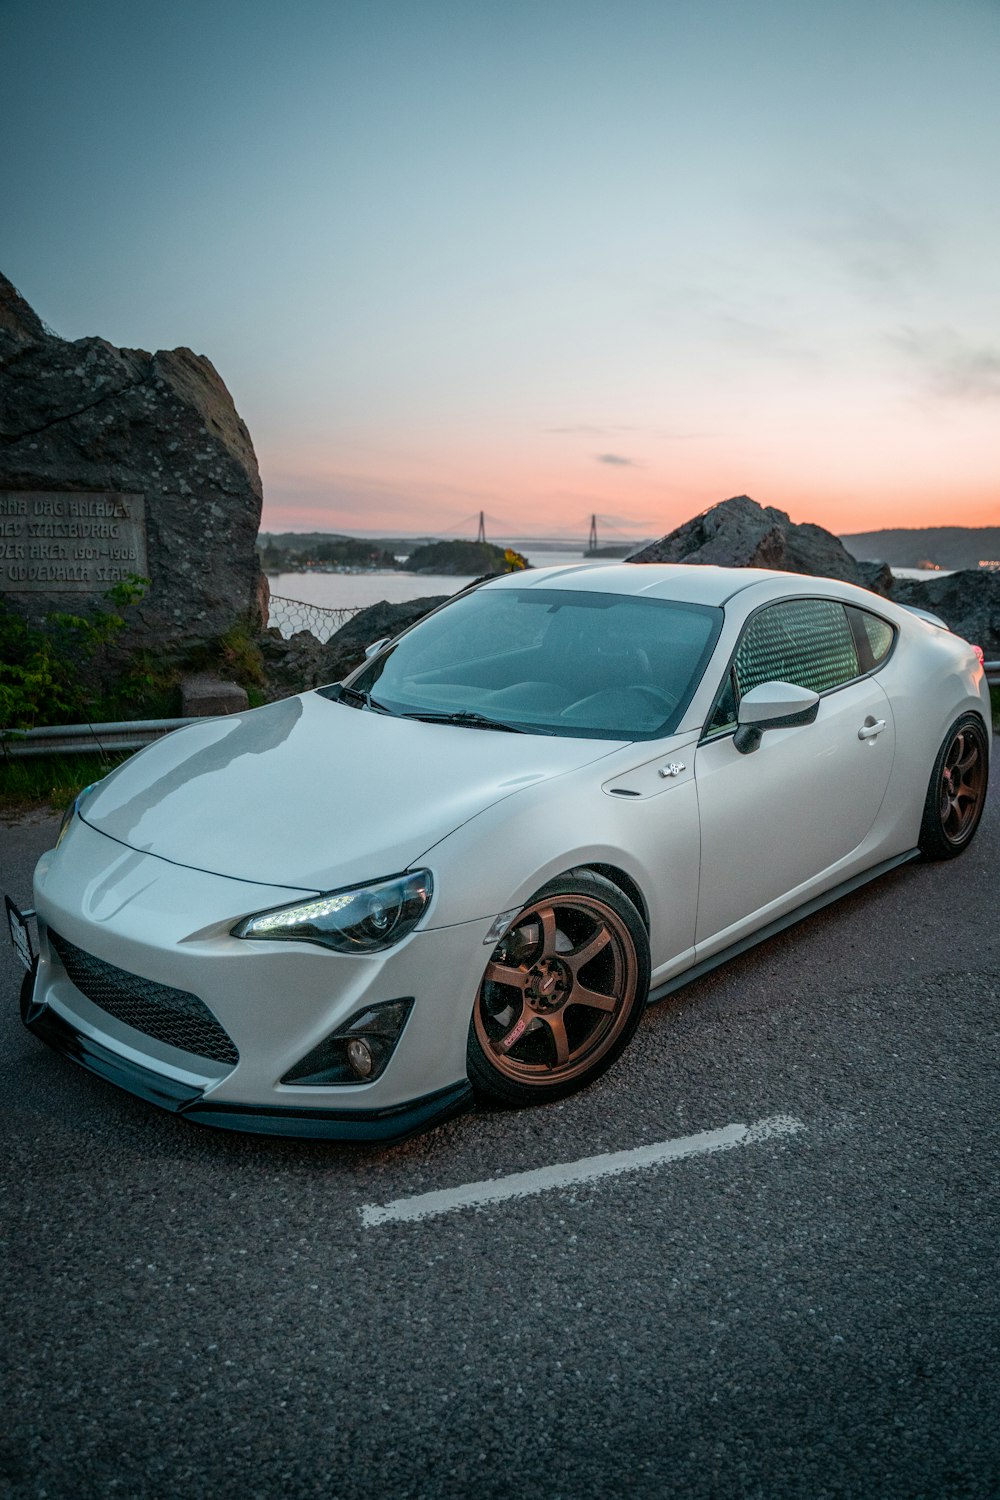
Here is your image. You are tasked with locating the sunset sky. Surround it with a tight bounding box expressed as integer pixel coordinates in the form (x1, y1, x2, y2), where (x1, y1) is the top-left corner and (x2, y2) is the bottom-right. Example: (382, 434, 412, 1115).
(2, 0, 998, 539)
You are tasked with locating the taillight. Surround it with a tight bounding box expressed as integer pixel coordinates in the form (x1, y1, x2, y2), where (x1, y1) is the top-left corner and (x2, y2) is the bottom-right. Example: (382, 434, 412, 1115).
(972, 645, 985, 666)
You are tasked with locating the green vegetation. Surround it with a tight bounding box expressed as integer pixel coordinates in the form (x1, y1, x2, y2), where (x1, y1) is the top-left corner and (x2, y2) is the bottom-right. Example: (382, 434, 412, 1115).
(259, 536, 397, 572)
(991, 684, 999, 731)
(0, 576, 149, 733)
(403, 540, 529, 575)
(0, 750, 134, 819)
(0, 617, 269, 814)
(0, 580, 146, 811)
(1, 583, 268, 752)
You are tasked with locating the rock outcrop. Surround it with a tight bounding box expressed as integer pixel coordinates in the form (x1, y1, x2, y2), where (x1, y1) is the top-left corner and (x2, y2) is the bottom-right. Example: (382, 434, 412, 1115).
(629, 493, 1000, 654)
(0, 272, 267, 659)
(259, 595, 449, 701)
(179, 673, 250, 717)
(893, 569, 1000, 656)
(258, 629, 333, 701)
(628, 494, 872, 586)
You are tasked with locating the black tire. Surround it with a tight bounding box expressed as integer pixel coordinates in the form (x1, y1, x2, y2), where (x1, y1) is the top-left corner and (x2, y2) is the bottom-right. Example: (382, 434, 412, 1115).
(467, 870, 650, 1108)
(918, 713, 989, 860)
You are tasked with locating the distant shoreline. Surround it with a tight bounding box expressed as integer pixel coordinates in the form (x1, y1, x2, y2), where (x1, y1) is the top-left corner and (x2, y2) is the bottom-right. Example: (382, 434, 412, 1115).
(841, 525, 1000, 571)
(260, 525, 1000, 573)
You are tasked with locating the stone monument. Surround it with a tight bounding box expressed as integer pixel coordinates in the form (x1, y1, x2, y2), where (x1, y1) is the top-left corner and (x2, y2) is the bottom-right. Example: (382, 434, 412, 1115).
(0, 273, 267, 663)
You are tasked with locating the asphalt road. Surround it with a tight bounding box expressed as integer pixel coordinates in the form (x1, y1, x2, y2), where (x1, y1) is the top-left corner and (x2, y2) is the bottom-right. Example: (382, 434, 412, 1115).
(2, 754, 998, 1500)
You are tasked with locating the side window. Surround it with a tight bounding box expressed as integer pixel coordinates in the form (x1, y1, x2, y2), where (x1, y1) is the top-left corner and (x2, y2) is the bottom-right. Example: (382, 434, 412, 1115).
(734, 599, 860, 698)
(703, 598, 866, 739)
(731, 597, 863, 702)
(848, 606, 895, 668)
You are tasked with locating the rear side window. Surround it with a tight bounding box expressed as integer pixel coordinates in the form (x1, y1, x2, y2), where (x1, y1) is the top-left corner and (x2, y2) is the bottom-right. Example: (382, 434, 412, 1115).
(848, 607, 895, 668)
(705, 597, 861, 736)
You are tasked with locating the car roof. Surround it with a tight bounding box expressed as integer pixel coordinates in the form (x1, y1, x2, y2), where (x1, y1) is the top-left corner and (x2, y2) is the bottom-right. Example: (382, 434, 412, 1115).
(488, 562, 814, 606)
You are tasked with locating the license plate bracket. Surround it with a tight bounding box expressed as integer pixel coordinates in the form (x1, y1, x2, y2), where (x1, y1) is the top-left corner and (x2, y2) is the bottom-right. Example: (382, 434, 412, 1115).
(5, 895, 35, 973)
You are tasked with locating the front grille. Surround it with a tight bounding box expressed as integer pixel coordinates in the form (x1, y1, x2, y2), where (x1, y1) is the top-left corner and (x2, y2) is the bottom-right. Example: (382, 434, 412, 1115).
(47, 929, 239, 1066)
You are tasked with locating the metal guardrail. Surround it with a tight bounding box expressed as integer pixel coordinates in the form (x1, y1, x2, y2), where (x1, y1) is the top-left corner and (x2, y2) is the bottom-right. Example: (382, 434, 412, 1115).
(986, 661, 999, 686)
(1, 718, 204, 758)
(268, 594, 362, 644)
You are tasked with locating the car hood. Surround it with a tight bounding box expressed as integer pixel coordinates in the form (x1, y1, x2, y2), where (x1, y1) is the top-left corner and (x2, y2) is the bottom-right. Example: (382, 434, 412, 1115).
(80, 692, 625, 891)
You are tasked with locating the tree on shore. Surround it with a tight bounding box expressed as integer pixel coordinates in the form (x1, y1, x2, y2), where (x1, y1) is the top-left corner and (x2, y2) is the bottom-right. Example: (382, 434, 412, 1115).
(404, 541, 528, 575)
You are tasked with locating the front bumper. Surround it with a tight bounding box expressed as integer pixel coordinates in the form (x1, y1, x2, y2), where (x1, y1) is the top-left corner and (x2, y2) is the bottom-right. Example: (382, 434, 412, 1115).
(22, 969, 471, 1141)
(22, 816, 486, 1142)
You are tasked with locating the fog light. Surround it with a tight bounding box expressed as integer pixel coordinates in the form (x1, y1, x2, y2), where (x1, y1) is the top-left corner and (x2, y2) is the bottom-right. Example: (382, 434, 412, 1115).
(346, 1038, 375, 1078)
(281, 998, 414, 1086)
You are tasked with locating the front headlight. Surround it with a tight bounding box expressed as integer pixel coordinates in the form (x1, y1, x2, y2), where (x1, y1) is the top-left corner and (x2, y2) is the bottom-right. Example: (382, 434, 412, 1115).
(55, 782, 99, 850)
(231, 870, 433, 954)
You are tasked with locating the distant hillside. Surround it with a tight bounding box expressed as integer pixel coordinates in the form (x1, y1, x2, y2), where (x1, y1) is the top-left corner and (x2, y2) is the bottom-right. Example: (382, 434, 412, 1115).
(259, 536, 399, 571)
(258, 532, 437, 557)
(840, 527, 1000, 569)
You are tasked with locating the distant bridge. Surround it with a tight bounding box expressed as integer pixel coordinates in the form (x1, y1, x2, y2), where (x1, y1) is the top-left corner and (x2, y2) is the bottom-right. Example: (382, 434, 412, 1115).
(444, 510, 645, 550)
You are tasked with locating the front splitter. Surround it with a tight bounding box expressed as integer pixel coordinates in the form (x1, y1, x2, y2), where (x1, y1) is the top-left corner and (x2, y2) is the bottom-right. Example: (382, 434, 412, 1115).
(21, 972, 474, 1144)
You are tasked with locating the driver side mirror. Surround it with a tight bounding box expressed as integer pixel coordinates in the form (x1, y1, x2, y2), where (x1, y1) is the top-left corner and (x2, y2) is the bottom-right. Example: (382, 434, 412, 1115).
(363, 637, 392, 661)
(733, 681, 820, 755)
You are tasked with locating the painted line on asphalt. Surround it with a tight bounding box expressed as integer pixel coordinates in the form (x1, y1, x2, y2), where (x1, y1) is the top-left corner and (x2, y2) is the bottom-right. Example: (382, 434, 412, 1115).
(359, 1114, 805, 1227)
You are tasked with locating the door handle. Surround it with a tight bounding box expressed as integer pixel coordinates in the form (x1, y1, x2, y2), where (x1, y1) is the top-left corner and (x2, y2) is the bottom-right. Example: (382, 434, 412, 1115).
(858, 718, 886, 741)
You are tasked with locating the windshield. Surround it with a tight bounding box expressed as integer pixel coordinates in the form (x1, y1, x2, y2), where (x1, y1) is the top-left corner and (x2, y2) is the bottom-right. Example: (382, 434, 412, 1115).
(338, 585, 723, 739)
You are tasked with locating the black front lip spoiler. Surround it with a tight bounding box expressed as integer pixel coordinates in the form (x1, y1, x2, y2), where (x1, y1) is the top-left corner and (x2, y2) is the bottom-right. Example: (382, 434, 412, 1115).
(21, 970, 474, 1144)
(176, 1088, 474, 1142)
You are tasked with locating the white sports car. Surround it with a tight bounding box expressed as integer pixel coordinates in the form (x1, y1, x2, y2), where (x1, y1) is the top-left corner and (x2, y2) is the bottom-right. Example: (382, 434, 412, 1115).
(11, 564, 991, 1142)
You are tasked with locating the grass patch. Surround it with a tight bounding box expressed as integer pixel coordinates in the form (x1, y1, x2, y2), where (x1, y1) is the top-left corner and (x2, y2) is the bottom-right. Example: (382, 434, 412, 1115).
(0, 750, 134, 819)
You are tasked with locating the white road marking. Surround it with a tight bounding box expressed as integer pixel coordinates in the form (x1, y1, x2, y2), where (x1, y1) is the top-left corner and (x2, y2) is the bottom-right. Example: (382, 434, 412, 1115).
(359, 1114, 805, 1227)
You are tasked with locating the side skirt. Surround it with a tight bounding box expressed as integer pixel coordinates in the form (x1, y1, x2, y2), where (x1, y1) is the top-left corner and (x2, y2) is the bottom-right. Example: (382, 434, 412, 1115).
(648, 848, 921, 1004)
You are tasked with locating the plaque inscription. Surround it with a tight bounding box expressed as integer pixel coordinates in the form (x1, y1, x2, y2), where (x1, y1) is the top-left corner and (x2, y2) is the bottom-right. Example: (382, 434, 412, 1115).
(0, 492, 147, 593)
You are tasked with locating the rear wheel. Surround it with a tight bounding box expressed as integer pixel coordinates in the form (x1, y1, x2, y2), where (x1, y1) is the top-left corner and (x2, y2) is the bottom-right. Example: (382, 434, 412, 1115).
(918, 714, 989, 860)
(467, 871, 650, 1108)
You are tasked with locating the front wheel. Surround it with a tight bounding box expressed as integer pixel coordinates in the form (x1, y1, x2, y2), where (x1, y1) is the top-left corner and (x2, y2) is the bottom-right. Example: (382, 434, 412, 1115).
(918, 713, 989, 860)
(467, 871, 650, 1108)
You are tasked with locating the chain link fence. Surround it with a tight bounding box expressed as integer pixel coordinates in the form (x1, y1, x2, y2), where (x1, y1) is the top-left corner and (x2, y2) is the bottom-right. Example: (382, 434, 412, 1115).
(268, 594, 363, 644)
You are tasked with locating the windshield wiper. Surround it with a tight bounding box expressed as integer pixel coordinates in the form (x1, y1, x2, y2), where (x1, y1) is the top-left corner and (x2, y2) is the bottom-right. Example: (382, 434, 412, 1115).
(336, 684, 392, 714)
(398, 709, 527, 733)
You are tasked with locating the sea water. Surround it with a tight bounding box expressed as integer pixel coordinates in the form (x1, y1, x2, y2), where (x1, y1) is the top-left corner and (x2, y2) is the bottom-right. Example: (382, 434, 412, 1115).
(265, 544, 615, 618)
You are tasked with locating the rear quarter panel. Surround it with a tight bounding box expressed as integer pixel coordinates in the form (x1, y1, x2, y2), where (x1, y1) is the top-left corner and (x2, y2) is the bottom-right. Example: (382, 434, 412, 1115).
(869, 611, 991, 849)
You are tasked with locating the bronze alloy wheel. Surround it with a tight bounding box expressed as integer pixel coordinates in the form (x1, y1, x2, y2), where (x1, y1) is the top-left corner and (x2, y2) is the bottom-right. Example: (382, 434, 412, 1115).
(468, 872, 649, 1107)
(919, 714, 989, 860)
